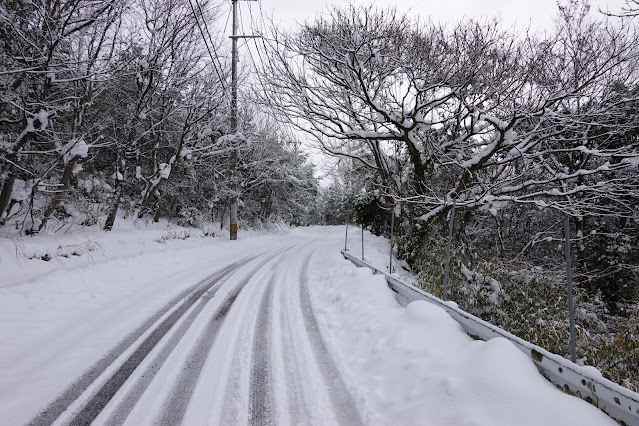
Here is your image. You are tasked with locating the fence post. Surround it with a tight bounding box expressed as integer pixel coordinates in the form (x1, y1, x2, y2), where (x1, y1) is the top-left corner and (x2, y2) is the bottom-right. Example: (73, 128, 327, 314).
(344, 215, 349, 252)
(564, 216, 577, 363)
(389, 206, 395, 273)
(443, 200, 456, 301)
(361, 223, 365, 261)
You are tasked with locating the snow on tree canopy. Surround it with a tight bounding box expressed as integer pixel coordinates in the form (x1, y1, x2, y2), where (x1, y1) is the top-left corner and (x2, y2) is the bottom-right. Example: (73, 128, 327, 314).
(10, 179, 33, 202)
(179, 148, 193, 160)
(84, 179, 94, 193)
(621, 155, 639, 167)
(62, 139, 89, 164)
(478, 112, 509, 130)
(217, 132, 246, 145)
(158, 163, 171, 179)
(35, 110, 49, 130)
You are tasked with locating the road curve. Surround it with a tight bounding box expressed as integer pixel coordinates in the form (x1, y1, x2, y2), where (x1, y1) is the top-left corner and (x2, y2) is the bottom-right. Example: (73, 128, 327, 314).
(27, 232, 362, 425)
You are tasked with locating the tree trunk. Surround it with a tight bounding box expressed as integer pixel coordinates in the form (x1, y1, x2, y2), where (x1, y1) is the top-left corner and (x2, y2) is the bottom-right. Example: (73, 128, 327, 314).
(103, 180, 122, 231)
(0, 172, 17, 224)
(137, 177, 165, 219)
(0, 99, 51, 221)
(137, 123, 188, 219)
(38, 157, 80, 232)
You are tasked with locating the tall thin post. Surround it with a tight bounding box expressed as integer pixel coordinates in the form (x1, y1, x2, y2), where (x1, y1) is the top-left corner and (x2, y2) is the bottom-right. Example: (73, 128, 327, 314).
(361, 224, 365, 260)
(229, 0, 238, 240)
(389, 207, 395, 273)
(564, 217, 577, 363)
(443, 200, 456, 301)
(227, 0, 259, 239)
(344, 215, 349, 252)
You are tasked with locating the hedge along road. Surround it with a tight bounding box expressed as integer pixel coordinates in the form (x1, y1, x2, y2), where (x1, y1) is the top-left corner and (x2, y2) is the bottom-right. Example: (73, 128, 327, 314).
(1, 226, 617, 425)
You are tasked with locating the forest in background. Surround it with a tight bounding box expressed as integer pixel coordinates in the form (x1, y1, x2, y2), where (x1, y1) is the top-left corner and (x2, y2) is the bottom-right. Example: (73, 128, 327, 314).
(2, 0, 639, 392)
(0, 0, 319, 236)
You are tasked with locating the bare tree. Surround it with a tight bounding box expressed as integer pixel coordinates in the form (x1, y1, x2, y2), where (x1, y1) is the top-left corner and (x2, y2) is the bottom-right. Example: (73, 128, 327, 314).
(101, 0, 227, 230)
(257, 5, 639, 226)
(0, 0, 120, 227)
(37, 1, 126, 232)
(602, 0, 639, 17)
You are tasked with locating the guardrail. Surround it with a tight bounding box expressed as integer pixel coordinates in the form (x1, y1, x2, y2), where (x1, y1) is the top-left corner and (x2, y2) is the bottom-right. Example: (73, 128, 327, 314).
(342, 250, 639, 426)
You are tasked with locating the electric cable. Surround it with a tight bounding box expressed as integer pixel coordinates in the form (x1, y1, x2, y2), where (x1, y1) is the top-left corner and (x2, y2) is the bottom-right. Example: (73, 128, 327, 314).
(189, 0, 227, 91)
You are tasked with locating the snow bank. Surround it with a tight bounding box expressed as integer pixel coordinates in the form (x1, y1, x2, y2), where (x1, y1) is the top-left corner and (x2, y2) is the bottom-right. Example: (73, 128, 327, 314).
(0, 217, 250, 288)
(308, 228, 615, 425)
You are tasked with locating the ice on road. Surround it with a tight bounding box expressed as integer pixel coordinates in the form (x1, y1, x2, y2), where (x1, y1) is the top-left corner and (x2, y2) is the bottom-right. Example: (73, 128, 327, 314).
(0, 226, 614, 425)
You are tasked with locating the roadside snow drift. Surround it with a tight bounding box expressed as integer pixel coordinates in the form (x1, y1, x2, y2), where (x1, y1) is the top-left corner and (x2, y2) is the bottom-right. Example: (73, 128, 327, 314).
(0, 225, 615, 425)
(307, 229, 615, 425)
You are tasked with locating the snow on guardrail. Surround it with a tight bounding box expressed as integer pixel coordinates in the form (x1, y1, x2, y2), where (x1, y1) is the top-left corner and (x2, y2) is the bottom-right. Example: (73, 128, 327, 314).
(341, 250, 639, 426)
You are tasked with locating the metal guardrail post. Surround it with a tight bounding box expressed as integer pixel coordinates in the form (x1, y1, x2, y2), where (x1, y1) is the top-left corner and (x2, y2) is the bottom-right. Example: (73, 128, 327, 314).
(361, 224, 364, 261)
(564, 217, 577, 363)
(443, 200, 456, 301)
(389, 207, 395, 273)
(344, 216, 349, 252)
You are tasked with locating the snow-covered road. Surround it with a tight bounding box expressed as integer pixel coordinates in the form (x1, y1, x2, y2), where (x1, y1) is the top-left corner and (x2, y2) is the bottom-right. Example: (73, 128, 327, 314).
(0, 226, 616, 425)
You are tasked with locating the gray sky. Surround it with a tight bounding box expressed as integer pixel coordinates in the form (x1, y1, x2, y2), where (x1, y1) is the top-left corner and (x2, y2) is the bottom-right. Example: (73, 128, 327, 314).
(255, 0, 628, 31)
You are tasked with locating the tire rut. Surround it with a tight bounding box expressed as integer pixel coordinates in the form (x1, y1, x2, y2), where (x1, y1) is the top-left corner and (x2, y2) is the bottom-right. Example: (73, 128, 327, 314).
(156, 246, 295, 426)
(101, 268, 240, 426)
(28, 257, 251, 426)
(276, 274, 305, 426)
(249, 274, 275, 426)
(298, 251, 363, 426)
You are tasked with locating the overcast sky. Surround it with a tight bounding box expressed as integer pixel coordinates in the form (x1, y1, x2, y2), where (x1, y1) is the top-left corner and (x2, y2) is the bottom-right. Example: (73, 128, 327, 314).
(253, 0, 628, 31)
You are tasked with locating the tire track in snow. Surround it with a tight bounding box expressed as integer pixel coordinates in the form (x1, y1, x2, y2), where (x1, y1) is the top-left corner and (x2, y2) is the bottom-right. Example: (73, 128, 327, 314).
(100, 264, 242, 426)
(298, 250, 363, 426)
(219, 241, 319, 425)
(62, 258, 255, 426)
(275, 270, 306, 425)
(249, 274, 275, 426)
(28, 258, 250, 426)
(156, 246, 295, 426)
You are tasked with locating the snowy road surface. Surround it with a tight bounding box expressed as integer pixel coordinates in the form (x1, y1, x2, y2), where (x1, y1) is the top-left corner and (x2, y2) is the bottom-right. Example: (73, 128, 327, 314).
(0, 226, 615, 425)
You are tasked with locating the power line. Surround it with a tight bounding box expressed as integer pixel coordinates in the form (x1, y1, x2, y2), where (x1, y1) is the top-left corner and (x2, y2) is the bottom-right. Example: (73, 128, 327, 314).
(222, 1, 232, 40)
(253, 0, 272, 70)
(197, 0, 230, 90)
(246, 0, 264, 68)
(189, 0, 227, 91)
(235, 0, 264, 102)
(194, 0, 228, 78)
(237, 8, 250, 51)
(244, 0, 272, 79)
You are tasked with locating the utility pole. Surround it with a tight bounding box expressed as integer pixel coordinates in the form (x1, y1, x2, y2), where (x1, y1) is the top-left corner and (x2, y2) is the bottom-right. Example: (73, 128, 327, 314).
(229, 0, 239, 240)
(229, 0, 259, 240)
